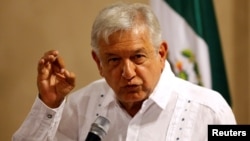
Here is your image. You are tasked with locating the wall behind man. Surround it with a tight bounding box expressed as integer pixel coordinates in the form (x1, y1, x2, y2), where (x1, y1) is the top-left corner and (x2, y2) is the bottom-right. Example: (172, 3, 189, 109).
(0, 0, 249, 140)
(213, 0, 250, 124)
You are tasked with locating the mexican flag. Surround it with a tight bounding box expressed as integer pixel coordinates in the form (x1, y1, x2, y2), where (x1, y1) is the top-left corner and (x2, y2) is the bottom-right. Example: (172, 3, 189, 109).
(150, 0, 231, 105)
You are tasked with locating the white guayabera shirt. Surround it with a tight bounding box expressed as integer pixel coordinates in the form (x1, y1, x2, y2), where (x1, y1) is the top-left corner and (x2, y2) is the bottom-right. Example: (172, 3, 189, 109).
(13, 61, 236, 141)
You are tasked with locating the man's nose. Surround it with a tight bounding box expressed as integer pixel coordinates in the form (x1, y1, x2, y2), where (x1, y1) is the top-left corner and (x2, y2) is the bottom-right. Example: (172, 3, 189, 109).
(121, 60, 136, 80)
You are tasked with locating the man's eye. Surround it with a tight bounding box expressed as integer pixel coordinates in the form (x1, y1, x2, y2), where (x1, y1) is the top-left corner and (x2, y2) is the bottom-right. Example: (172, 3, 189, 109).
(108, 57, 120, 65)
(108, 58, 119, 62)
(132, 54, 146, 64)
(135, 54, 144, 59)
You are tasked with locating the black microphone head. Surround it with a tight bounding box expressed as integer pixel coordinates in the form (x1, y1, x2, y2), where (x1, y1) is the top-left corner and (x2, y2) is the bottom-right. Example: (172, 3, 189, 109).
(90, 116, 110, 140)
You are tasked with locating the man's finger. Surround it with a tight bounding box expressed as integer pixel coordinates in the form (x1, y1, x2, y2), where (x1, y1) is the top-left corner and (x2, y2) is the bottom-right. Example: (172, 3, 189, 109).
(64, 70, 76, 87)
(55, 56, 65, 69)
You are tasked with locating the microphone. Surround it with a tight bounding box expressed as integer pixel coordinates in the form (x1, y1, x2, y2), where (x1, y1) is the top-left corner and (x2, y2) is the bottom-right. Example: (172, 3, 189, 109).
(85, 116, 110, 141)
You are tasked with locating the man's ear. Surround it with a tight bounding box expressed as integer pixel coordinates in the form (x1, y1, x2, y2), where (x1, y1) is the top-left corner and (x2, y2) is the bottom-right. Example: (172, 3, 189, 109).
(158, 41, 168, 63)
(91, 50, 104, 76)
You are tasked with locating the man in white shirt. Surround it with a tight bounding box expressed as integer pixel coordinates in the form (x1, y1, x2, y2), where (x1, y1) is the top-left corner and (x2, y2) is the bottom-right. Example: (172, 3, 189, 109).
(12, 2, 236, 141)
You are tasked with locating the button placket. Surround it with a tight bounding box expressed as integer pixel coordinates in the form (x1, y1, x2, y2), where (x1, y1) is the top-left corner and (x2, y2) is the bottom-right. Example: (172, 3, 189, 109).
(96, 93, 105, 117)
(175, 99, 192, 141)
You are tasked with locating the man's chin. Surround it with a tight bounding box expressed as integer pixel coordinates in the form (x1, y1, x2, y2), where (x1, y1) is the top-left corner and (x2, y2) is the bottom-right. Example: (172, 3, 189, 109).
(118, 94, 148, 104)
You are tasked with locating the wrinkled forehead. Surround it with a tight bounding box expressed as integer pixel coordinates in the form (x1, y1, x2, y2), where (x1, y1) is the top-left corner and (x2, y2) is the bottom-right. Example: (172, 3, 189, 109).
(96, 28, 156, 59)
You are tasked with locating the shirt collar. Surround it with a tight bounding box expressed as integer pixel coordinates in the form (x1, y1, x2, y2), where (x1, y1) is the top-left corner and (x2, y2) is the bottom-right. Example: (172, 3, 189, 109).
(149, 60, 176, 109)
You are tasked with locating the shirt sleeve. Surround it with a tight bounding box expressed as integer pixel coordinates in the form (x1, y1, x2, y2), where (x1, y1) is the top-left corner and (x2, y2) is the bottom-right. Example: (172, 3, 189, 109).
(12, 96, 65, 141)
(215, 100, 237, 124)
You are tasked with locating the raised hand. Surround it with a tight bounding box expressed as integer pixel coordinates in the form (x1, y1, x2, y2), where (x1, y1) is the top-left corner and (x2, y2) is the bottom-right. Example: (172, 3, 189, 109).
(37, 50, 76, 108)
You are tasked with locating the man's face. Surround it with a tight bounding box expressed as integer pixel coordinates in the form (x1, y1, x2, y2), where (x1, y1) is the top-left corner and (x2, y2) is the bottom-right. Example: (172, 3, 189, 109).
(93, 28, 167, 105)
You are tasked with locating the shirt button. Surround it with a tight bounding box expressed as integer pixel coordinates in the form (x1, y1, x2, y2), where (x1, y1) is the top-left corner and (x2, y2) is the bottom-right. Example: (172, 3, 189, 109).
(47, 114, 53, 119)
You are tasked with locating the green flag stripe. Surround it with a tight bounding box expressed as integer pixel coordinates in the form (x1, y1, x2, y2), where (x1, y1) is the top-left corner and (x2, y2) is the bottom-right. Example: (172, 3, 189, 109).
(164, 0, 231, 105)
(193, 0, 202, 35)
